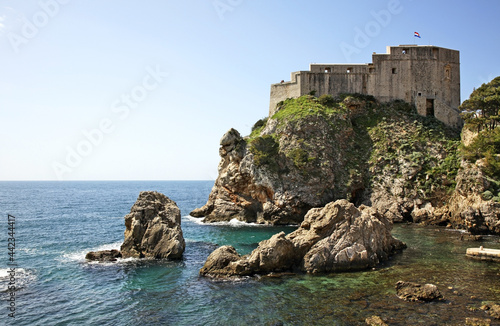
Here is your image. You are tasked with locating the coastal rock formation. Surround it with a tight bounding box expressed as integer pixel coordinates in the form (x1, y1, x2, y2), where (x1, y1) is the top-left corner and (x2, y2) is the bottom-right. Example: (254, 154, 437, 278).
(86, 191, 186, 262)
(481, 303, 500, 320)
(365, 316, 388, 326)
(191, 95, 462, 226)
(85, 249, 122, 262)
(120, 191, 185, 259)
(200, 200, 406, 278)
(395, 281, 444, 302)
(445, 160, 500, 235)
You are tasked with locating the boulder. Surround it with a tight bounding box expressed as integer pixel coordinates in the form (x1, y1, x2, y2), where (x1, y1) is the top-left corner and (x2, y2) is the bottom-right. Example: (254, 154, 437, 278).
(200, 200, 406, 277)
(365, 315, 388, 326)
(465, 317, 491, 326)
(85, 249, 122, 262)
(395, 281, 444, 302)
(199, 246, 241, 277)
(120, 191, 185, 259)
(298, 204, 406, 273)
(481, 303, 500, 320)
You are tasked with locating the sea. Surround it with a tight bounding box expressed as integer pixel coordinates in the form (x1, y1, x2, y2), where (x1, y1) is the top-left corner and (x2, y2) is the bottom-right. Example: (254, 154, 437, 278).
(0, 181, 499, 326)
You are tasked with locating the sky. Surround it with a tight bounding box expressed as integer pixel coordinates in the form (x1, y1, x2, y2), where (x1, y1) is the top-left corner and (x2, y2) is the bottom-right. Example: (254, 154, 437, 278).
(0, 0, 499, 181)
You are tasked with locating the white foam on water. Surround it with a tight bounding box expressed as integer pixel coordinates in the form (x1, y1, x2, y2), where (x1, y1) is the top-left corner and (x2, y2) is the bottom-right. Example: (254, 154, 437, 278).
(0, 268, 37, 292)
(183, 215, 272, 227)
(60, 241, 123, 263)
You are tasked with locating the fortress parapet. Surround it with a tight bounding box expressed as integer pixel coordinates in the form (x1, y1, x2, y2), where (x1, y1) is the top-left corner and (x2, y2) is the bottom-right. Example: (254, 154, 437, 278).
(270, 45, 462, 128)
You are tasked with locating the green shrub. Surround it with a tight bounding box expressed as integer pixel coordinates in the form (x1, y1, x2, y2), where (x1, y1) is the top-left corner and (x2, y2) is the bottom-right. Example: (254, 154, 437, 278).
(482, 190, 494, 201)
(249, 135, 279, 169)
(317, 94, 336, 107)
(287, 147, 311, 168)
(461, 127, 500, 178)
(249, 117, 268, 139)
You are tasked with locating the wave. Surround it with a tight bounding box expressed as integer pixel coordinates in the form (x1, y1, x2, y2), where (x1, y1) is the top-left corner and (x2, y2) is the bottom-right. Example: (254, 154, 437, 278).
(0, 268, 37, 292)
(183, 215, 280, 227)
(60, 242, 154, 266)
(60, 241, 123, 263)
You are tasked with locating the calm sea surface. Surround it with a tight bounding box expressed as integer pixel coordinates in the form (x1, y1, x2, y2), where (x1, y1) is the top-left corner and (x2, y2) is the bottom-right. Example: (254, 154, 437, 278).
(0, 181, 499, 325)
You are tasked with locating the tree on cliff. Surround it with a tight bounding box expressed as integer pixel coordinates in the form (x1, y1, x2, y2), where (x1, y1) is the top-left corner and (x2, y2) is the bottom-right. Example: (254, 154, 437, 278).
(460, 76, 500, 132)
(460, 76, 500, 182)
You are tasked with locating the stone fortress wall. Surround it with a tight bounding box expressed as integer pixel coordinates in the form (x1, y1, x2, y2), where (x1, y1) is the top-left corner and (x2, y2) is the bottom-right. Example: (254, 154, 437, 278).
(269, 45, 462, 128)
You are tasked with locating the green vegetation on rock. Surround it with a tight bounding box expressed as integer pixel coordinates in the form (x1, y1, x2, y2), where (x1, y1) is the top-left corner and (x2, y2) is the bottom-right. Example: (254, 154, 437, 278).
(248, 135, 280, 171)
(459, 77, 500, 200)
(248, 94, 461, 206)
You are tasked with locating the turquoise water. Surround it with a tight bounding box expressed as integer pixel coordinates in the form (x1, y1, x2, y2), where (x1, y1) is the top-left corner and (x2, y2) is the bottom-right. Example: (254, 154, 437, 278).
(0, 181, 499, 325)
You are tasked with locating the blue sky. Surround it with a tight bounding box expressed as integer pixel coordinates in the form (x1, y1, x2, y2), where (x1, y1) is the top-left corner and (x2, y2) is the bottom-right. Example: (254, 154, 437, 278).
(0, 0, 499, 181)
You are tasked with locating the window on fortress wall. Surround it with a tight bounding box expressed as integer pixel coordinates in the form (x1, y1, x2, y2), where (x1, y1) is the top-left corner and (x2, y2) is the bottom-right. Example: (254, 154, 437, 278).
(324, 67, 331, 73)
(392, 68, 397, 74)
(347, 67, 352, 73)
(426, 99, 435, 116)
(445, 67, 451, 79)
(402, 48, 409, 54)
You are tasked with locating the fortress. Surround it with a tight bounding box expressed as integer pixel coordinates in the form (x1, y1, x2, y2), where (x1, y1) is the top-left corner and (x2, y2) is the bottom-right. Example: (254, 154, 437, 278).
(269, 45, 462, 128)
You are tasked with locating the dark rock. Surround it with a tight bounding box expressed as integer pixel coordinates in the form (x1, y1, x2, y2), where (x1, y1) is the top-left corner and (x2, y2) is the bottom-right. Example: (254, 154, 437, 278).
(120, 191, 185, 259)
(395, 281, 444, 302)
(460, 233, 484, 241)
(85, 249, 122, 262)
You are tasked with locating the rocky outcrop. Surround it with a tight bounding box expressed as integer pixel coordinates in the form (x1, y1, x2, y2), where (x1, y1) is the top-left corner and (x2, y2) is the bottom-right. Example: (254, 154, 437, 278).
(481, 303, 500, 320)
(445, 160, 500, 234)
(85, 249, 122, 262)
(191, 96, 462, 226)
(200, 200, 406, 278)
(120, 191, 185, 259)
(365, 316, 388, 326)
(86, 191, 186, 262)
(395, 281, 444, 302)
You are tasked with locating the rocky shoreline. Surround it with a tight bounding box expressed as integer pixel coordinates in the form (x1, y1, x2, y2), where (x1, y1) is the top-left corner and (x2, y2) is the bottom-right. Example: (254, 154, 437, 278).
(200, 200, 406, 278)
(190, 95, 499, 235)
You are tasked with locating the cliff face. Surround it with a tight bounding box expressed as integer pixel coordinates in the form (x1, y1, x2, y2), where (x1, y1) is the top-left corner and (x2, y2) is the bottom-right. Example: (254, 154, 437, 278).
(191, 95, 500, 234)
(191, 95, 368, 224)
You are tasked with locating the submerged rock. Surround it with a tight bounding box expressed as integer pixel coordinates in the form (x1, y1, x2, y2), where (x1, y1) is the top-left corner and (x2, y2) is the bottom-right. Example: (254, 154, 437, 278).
(365, 315, 388, 326)
(85, 249, 122, 262)
(120, 191, 185, 259)
(465, 317, 491, 326)
(481, 303, 500, 320)
(200, 200, 406, 278)
(395, 281, 444, 302)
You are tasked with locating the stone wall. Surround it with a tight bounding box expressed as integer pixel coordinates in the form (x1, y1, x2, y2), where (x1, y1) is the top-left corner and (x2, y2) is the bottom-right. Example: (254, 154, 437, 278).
(269, 45, 462, 128)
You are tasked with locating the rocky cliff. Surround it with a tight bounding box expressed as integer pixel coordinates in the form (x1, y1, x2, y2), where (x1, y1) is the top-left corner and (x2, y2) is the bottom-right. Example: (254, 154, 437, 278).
(87, 191, 186, 262)
(193, 95, 489, 226)
(120, 191, 185, 259)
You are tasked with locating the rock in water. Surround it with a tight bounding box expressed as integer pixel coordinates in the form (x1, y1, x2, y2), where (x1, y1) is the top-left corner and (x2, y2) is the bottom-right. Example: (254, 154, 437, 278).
(395, 281, 444, 302)
(365, 316, 388, 326)
(120, 191, 185, 259)
(85, 249, 122, 262)
(200, 200, 406, 277)
(481, 303, 500, 320)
